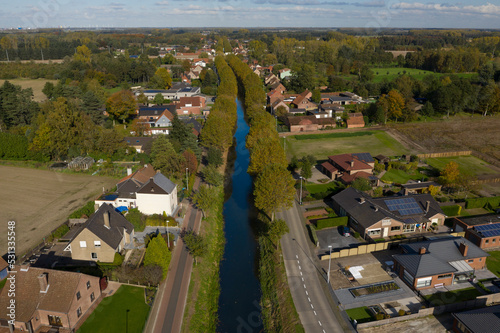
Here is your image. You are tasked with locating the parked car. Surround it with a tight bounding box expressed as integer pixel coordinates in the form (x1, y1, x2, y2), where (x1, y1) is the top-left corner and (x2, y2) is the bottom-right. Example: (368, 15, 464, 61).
(340, 226, 351, 237)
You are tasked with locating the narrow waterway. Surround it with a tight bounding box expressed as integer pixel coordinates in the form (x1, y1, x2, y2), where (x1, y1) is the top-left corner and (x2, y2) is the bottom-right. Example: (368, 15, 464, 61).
(217, 99, 263, 333)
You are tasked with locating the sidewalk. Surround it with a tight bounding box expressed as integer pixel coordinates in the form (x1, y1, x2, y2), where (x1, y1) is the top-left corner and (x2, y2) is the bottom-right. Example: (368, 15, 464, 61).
(144, 176, 203, 333)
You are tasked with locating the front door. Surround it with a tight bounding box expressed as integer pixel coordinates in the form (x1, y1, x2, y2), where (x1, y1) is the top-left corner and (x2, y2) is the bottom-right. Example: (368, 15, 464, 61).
(383, 227, 388, 237)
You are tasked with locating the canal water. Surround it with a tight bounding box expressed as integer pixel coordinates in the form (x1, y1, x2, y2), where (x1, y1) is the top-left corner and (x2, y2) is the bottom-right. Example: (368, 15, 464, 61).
(217, 99, 263, 333)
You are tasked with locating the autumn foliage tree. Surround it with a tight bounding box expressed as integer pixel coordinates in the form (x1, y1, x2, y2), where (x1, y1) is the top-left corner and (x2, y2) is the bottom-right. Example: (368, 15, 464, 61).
(105, 90, 137, 123)
(377, 89, 406, 123)
(439, 161, 460, 187)
(144, 235, 171, 279)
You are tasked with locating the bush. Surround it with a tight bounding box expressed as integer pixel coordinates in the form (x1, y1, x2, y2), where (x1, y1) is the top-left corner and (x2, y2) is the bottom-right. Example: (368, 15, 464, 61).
(465, 196, 500, 209)
(374, 238, 385, 243)
(307, 224, 319, 245)
(398, 309, 406, 316)
(52, 224, 69, 240)
(315, 216, 348, 230)
(69, 201, 95, 219)
(441, 205, 462, 216)
(353, 232, 361, 239)
(375, 313, 385, 321)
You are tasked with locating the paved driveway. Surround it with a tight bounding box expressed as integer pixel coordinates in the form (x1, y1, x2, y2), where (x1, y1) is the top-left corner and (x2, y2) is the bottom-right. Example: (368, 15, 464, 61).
(316, 226, 360, 254)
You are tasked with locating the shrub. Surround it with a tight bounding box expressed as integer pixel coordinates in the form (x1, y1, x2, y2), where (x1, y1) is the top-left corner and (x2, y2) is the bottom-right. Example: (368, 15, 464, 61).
(398, 309, 406, 316)
(375, 313, 385, 321)
(465, 196, 500, 209)
(69, 201, 95, 219)
(374, 238, 385, 243)
(441, 205, 462, 216)
(315, 216, 348, 230)
(307, 224, 319, 245)
(52, 224, 69, 240)
(353, 232, 361, 239)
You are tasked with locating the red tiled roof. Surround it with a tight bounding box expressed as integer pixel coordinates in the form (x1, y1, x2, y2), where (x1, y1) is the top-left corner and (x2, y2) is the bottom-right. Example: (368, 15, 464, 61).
(341, 171, 371, 184)
(347, 113, 365, 127)
(118, 164, 156, 184)
(321, 161, 338, 173)
(328, 154, 372, 172)
(287, 115, 318, 126)
(178, 96, 204, 107)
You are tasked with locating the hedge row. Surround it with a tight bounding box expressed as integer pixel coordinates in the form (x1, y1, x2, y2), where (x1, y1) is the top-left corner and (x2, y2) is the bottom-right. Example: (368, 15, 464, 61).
(307, 224, 318, 245)
(465, 196, 500, 210)
(316, 216, 348, 230)
(441, 205, 462, 217)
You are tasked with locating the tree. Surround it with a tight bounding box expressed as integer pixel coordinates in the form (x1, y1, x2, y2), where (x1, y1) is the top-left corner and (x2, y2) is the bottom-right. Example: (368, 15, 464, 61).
(203, 164, 223, 187)
(311, 89, 321, 103)
(143, 235, 171, 279)
(439, 161, 460, 187)
(73, 45, 92, 64)
(152, 93, 165, 105)
(207, 147, 223, 167)
(137, 92, 148, 105)
(193, 184, 213, 217)
(420, 101, 434, 117)
(268, 219, 289, 249)
(82, 91, 105, 124)
(248, 137, 287, 176)
(150, 67, 172, 90)
(181, 230, 206, 264)
(42, 82, 55, 100)
(151, 136, 185, 178)
(105, 90, 136, 123)
(299, 157, 313, 179)
(377, 89, 406, 123)
(254, 164, 295, 221)
(351, 178, 372, 192)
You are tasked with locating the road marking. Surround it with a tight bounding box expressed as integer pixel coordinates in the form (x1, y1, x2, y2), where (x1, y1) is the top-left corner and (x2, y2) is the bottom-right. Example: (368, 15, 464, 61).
(323, 330, 326, 333)
(313, 310, 317, 316)
(310, 304, 314, 309)
(305, 291, 308, 296)
(296, 255, 298, 259)
(318, 321, 322, 326)
(298, 265, 301, 270)
(301, 277, 304, 282)
(300, 271, 302, 276)
(308, 297, 311, 302)
(304, 284, 307, 289)
(297, 260, 300, 264)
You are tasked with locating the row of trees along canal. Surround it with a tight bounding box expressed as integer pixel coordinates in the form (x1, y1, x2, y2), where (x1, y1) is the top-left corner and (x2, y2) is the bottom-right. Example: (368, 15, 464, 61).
(226, 54, 303, 332)
(185, 55, 237, 332)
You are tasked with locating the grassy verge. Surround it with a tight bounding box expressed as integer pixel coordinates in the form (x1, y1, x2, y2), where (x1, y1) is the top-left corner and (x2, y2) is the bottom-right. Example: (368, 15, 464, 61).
(345, 306, 374, 324)
(381, 168, 426, 184)
(181, 186, 225, 333)
(423, 287, 482, 306)
(486, 251, 500, 278)
(77, 285, 150, 333)
(293, 131, 373, 140)
(425, 155, 497, 177)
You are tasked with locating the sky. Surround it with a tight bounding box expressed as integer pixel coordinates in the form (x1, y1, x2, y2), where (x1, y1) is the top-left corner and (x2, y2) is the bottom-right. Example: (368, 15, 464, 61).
(1, 0, 500, 29)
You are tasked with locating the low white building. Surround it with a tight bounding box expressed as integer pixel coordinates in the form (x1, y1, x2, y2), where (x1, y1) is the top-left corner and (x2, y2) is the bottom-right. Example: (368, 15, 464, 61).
(136, 173, 178, 216)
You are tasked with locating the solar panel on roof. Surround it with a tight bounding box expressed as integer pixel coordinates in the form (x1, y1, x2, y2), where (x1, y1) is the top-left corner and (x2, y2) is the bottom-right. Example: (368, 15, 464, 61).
(384, 197, 424, 216)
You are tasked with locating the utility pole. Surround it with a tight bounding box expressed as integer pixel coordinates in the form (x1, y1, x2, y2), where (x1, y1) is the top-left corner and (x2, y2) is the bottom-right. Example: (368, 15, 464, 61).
(327, 245, 333, 284)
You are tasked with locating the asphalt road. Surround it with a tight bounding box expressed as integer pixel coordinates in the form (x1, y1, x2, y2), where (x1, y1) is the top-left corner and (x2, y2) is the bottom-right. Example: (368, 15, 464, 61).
(278, 201, 349, 333)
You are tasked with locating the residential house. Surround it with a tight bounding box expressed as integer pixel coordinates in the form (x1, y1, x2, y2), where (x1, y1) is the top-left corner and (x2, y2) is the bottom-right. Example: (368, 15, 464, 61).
(453, 215, 500, 249)
(346, 113, 365, 128)
(264, 73, 280, 85)
(393, 237, 488, 291)
(271, 99, 289, 115)
(330, 96, 355, 105)
(292, 90, 317, 110)
(267, 90, 284, 105)
(124, 137, 153, 154)
(181, 118, 203, 137)
(452, 304, 500, 333)
(307, 109, 330, 119)
(176, 96, 206, 115)
(269, 82, 287, 95)
(0, 266, 101, 333)
(319, 103, 344, 119)
(150, 109, 175, 135)
(321, 153, 375, 183)
(279, 68, 292, 79)
(135, 173, 178, 216)
(65, 204, 134, 262)
(0, 258, 7, 281)
(331, 187, 446, 239)
(285, 115, 335, 132)
(136, 82, 201, 101)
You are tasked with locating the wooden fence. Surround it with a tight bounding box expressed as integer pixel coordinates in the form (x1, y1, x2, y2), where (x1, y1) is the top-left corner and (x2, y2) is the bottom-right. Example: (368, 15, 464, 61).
(417, 151, 472, 159)
(320, 232, 465, 260)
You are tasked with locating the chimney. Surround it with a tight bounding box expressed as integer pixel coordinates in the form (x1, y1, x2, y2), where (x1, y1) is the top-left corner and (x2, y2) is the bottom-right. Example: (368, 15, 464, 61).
(360, 198, 365, 204)
(38, 273, 49, 293)
(20, 264, 30, 272)
(459, 242, 468, 257)
(127, 167, 132, 176)
(425, 201, 430, 214)
(419, 247, 426, 255)
(350, 160, 355, 167)
(374, 206, 379, 212)
(103, 210, 110, 229)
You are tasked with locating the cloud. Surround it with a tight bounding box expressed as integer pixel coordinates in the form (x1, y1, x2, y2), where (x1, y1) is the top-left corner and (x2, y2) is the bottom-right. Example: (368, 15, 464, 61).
(155, 1, 169, 5)
(391, 2, 500, 16)
(253, 0, 384, 6)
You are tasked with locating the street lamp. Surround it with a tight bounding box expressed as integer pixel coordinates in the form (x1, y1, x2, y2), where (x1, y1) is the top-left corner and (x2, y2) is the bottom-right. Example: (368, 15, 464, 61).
(166, 218, 170, 248)
(185, 167, 189, 192)
(299, 177, 303, 204)
(327, 245, 333, 284)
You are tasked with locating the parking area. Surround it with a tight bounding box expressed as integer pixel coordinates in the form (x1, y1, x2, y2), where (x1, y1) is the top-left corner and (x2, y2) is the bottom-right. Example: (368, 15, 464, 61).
(358, 313, 454, 333)
(316, 226, 361, 254)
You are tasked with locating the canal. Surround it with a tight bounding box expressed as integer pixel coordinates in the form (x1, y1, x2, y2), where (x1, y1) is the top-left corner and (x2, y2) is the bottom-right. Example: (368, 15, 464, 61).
(217, 98, 263, 333)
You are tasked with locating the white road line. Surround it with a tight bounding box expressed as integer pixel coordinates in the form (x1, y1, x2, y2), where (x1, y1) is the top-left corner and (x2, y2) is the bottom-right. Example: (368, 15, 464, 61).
(308, 297, 311, 302)
(296, 255, 298, 259)
(301, 277, 304, 282)
(297, 260, 300, 264)
(313, 310, 317, 316)
(298, 265, 301, 270)
(310, 304, 314, 309)
(318, 321, 322, 326)
(303, 284, 307, 289)
(300, 271, 302, 276)
(305, 291, 308, 296)
(323, 330, 326, 333)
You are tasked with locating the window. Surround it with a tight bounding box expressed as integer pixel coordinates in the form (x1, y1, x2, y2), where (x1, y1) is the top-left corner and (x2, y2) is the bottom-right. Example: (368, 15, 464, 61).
(403, 224, 416, 233)
(91, 253, 98, 259)
(76, 291, 81, 300)
(367, 229, 381, 236)
(94, 241, 101, 248)
(77, 307, 82, 318)
(87, 281, 91, 289)
(403, 269, 414, 285)
(79, 241, 87, 248)
(438, 274, 452, 279)
(90, 292, 95, 302)
(493, 239, 497, 243)
(486, 239, 490, 244)
(416, 277, 432, 288)
(391, 226, 401, 231)
(48, 315, 62, 327)
(467, 259, 474, 263)
(479, 258, 482, 262)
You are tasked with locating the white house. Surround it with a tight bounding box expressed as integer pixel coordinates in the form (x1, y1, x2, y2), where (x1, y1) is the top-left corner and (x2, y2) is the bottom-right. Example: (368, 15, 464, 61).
(136, 173, 178, 216)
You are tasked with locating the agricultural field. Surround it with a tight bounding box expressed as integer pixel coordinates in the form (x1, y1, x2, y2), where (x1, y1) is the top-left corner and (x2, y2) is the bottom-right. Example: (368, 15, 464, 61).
(393, 115, 500, 164)
(285, 130, 409, 161)
(0, 165, 116, 257)
(369, 67, 477, 83)
(1, 78, 58, 102)
(425, 155, 499, 177)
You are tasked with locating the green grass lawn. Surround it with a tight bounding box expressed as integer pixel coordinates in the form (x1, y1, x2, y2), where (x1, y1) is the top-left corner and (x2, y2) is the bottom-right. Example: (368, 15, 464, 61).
(441, 205, 463, 217)
(368, 68, 477, 83)
(486, 251, 500, 278)
(77, 285, 150, 333)
(286, 130, 408, 160)
(345, 306, 374, 323)
(423, 287, 482, 306)
(381, 168, 427, 184)
(425, 156, 497, 177)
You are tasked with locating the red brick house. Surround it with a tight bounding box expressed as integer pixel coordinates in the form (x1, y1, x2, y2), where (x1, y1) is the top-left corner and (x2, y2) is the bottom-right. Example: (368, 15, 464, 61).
(393, 237, 488, 291)
(291, 90, 317, 110)
(453, 215, 500, 249)
(320, 153, 375, 183)
(176, 96, 206, 115)
(346, 113, 365, 128)
(0, 266, 101, 332)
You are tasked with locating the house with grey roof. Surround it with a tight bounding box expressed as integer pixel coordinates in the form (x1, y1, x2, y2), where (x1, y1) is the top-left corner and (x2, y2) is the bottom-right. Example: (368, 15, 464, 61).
(393, 237, 488, 291)
(453, 214, 500, 250)
(65, 204, 134, 262)
(331, 187, 446, 239)
(136, 173, 178, 216)
(452, 304, 500, 333)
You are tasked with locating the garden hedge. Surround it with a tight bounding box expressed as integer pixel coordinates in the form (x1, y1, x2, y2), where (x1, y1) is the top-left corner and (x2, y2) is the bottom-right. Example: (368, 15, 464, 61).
(465, 196, 500, 210)
(316, 216, 348, 230)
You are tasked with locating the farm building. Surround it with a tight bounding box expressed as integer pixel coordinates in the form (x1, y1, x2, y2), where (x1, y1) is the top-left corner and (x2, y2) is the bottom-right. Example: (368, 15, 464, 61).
(68, 157, 95, 170)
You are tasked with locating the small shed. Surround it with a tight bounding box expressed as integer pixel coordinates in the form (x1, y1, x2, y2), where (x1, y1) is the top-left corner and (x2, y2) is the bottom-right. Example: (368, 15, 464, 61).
(68, 156, 95, 170)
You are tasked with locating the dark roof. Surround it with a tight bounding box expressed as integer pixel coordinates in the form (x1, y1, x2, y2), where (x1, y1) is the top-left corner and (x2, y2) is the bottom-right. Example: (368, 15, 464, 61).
(455, 214, 500, 227)
(181, 117, 202, 133)
(332, 187, 445, 230)
(401, 181, 441, 189)
(137, 173, 176, 195)
(287, 115, 318, 126)
(124, 137, 153, 147)
(374, 154, 389, 162)
(352, 152, 374, 164)
(393, 237, 489, 278)
(138, 105, 176, 117)
(70, 204, 134, 250)
(452, 305, 500, 333)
